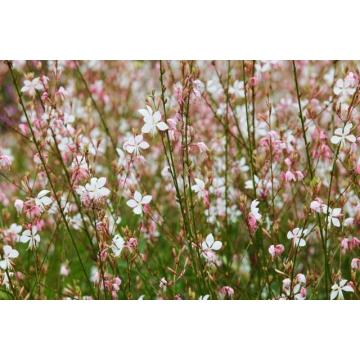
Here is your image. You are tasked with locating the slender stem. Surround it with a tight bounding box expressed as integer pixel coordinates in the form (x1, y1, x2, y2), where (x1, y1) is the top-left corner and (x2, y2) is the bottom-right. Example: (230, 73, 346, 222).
(7, 61, 96, 299)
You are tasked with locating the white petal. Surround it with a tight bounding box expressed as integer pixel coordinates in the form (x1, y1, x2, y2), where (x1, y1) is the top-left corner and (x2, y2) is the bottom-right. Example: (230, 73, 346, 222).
(141, 123, 153, 133)
(153, 111, 161, 122)
(138, 142, 149, 149)
(287, 231, 293, 239)
(332, 218, 341, 227)
(156, 122, 169, 131)
(135, 135, 143, 144)
(37, 190, 50, 198)
(330, 136, 342, 144)
(342, 286, 354, 293)
(3, 245, 12, 256)
(96, 177, 107, 189)
(126, 199, 137, 208)
(146, 105, 153, 115)
(205, 234, 214, 248)
(0, 260, 7, 270)
(138, 109, 149, 117)
(98, 188, 110, 197)
(9, 249, 19, 258)
(345, 134, 356, 143)
(133, 205, 142, 215)
(141, 195, 152, 204)
(40, 196, 52, 206)
(211, 241, 222, 251)
(134, 191, 142, 202)
(332, 208, 341, 216)
(330, 290, 338, 300)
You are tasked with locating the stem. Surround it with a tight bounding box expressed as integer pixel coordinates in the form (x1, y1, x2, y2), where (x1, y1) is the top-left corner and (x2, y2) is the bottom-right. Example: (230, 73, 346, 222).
(7, 61, 96, 299)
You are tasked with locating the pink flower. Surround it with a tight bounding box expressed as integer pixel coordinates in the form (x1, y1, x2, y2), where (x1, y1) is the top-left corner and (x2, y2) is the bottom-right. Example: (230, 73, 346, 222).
(55, 86, 68, 101)
(0, 155, 12, 169)
(250, 77, 260, 87)
(351, 258, 360, 270)
(218, 286, 234, 299)
(14, 199, 24, 215)
(268, 244, 285, 258)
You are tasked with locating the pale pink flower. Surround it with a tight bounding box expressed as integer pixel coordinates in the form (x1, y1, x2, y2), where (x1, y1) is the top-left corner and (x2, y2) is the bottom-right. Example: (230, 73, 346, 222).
(334, 79, 356, 98)
(21, 77, 44, 97)
(123, 134, 149, 156)
(268, 244, 285, 258)
(126, 191, 152, 215)
(310, 198, 324, 213)
(0, 155, 12, 169)
(351, 258, 360, 270)
(218, 286, 234, 299)
(60, 264, 70, 276)
(55, 86, 68, 101)
(14, 199, 24, 215)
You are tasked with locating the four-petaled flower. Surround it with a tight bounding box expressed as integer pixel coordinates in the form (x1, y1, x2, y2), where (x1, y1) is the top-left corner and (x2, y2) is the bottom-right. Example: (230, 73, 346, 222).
(35, 190, 53, 212)
(0, 245, 19, 270)
(330, 123, 356, 147)
(287, 228, 308, 247)
(20, 226, 41, 250)
(112, 234, 125, 257)
(323, 205, 342, 227)
(191, 178, 206, 200)
(126, 191, 152, 215)
(330, 279, 354, 300)
(123, 134, 149, 156)
(138, 106, 168, 137)
(202, 233, 222, 262)
(21, 77, 44, 97)
(85, 177, 110, 201)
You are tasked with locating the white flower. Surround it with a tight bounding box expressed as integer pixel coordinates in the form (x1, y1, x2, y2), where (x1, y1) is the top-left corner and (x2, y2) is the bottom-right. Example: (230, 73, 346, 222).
(202, 233, 222, 252)
(112, 234, 125, 257)
(238, 157, 249, 173)
(331, 279, 354, 300)
(2, 271, 13, 290)
(123, 134, 149, 156)
(229, 80, 245, 98)
(126, 191, 152, 215)
(138, 106, 168, 137)
(35, 190, 53, 212)
(287, 228, 308, 247)
(199, 294, 210, 300)
(323, 205, 342, 227)
(330, 123, 356, 147)
(20, 226, 40, 250)
(202, 233, 222, 262)
(21, 77, 44, 97)
(85, 177, 110, 201)
(334, 79, 356, 99)
(250, 200, 262, 221)
(0, 245, 19, 270)
(191, 178, 206, 200)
